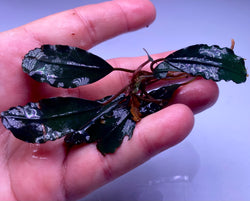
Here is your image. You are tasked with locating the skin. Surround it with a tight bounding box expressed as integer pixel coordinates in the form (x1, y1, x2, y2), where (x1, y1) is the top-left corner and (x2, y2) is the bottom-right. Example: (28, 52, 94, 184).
(0, 0, 219, 200)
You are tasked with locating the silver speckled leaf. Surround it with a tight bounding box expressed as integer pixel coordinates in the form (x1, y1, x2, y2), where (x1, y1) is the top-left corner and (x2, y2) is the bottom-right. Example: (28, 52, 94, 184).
(22, 45, 114, 88)
(153, 44, 247, 83)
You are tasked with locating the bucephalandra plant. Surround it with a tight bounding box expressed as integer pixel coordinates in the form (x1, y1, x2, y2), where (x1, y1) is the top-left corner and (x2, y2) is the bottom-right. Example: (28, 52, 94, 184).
(1, 40, 247, 155)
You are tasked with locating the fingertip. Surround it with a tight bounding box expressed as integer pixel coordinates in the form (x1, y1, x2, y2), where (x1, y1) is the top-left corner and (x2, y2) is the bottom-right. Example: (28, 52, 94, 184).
(170, 78, 219, 114)
(114, 0, 156, 30)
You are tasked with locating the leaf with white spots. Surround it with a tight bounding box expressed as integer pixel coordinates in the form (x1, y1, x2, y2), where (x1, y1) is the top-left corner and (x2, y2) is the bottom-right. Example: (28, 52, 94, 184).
(22, 45, 114, 88)
(1, 97, 103, 143)
(153, 44, 247, 83)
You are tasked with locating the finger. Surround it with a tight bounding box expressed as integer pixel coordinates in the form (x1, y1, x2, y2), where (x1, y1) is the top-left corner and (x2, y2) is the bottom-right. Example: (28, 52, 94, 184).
(3, 0, 156, 51)
(64, 104, 194, 200)
(169, 78, 219, 114)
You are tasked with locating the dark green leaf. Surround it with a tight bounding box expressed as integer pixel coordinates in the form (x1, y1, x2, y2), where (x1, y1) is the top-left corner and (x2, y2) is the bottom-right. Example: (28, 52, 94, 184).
(96, 118, 135, 155)
(22, 45, 113, 88)
(140, 84, 181, 116)
(64, 96, 136, 154)
(153, 44, 247, 83)
(1, 97, 103, 143)
(89, 97, 135, 154)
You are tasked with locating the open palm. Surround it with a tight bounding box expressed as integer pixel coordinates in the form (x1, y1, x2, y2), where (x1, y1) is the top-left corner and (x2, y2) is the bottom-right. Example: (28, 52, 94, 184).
(0, 0, 218, 200)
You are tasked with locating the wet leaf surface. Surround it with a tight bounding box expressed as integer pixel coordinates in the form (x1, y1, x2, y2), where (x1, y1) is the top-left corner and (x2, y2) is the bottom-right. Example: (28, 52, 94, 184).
(65, 96, 136, 154)
(153, 44, 247, 83)
(1, 85, 180, 154)
(22, 45, 114, 88)
(1, 97, 103, 143)
(140, 84, 181, 117)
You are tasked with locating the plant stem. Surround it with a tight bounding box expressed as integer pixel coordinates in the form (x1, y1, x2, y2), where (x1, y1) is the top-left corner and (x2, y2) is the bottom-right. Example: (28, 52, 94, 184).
(113, 68, 135, 73)
(102, 85, 128, 105)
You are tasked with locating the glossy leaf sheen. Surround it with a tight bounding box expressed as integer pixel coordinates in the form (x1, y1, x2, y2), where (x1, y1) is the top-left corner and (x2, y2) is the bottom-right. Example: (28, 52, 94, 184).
(1, 94, 135, 154)
(1, 97, 103, 143)
(65, 96, 136, 154)
(154, 44, 247, 83)
(140, 84, 181, 116)
(22, 45, 114, 88)
(1, 84, 179, 154)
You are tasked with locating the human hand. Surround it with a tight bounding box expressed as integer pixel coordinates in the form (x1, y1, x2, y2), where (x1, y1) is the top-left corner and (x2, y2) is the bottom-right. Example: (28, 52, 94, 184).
(0, 0, 218, 200)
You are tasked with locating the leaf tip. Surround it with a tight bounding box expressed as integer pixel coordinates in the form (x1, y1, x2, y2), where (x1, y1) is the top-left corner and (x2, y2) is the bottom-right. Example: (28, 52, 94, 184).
(143, 48, 153, 62)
